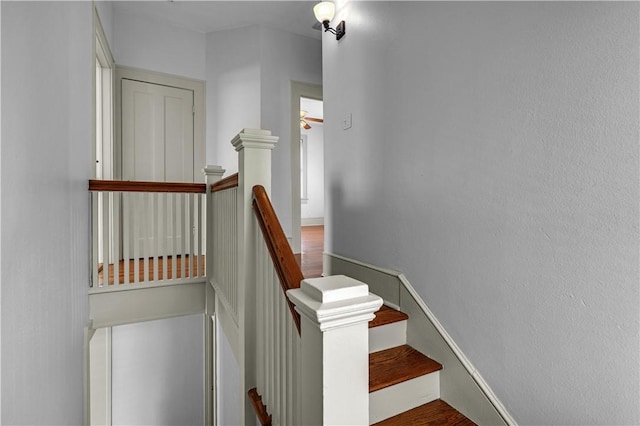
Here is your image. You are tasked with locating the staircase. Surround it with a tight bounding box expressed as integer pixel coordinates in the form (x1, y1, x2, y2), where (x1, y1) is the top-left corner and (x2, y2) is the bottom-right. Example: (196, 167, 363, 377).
(368, 305, 475, 425)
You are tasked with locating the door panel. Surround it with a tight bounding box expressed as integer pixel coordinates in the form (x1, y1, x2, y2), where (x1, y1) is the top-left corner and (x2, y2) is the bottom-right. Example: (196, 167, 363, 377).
(121, 79, 195, 258)
(122, 79, 194, 182)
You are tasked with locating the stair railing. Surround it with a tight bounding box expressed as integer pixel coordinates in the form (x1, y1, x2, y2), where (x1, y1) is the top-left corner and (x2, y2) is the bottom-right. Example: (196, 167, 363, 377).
(88, 180, 206, 292)
(205, 129, 382, 425)
(209, 172, 240, 321)
(251, 184, 303, 425)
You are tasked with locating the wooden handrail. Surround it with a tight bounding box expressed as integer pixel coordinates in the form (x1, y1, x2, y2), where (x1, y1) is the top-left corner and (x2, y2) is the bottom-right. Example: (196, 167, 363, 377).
(252, 185, 303, 334)
(211, 173, 239, 193)
(89, 179, 206, 193)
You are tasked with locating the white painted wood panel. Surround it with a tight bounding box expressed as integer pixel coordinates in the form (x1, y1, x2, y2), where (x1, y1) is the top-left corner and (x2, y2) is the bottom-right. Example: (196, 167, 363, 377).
(369, 373, 440, 424)
(121, 79, 194, 258)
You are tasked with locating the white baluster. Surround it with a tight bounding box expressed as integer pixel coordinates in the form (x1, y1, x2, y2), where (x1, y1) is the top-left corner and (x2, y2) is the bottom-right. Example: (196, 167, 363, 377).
(113, 192, 120, 286)
(143, 192, 150, 283)
(171, 193, 178, 281)
(92, 192, 99, 288)
(162, 194, 173, 280)
(123, 193, 130, 285)
(102, 191, 110, 286)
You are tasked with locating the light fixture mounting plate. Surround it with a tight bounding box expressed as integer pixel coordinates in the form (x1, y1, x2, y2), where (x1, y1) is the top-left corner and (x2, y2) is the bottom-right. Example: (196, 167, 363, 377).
(336, 20, 346, 40)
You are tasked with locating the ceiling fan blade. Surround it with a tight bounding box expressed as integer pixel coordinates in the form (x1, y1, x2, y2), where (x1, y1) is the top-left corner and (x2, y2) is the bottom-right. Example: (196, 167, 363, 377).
(305, 116, 324, 123)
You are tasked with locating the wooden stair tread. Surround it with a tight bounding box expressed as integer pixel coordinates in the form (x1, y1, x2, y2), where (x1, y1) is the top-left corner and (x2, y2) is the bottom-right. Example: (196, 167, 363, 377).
(372, 399, 476, 426)
(369, 345, 442, 392)
(370, 305, 409, 328)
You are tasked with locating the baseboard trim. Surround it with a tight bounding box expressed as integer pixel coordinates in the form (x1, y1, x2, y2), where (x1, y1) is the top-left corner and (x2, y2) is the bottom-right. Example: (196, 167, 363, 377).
(301, 217, 324, 226)
(324, 252, 516, 426)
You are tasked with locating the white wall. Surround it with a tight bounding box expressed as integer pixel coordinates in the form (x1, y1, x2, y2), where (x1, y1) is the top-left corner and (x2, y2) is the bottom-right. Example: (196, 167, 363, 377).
(216, 320, 241, 426)
(111, 315, 204, 426)
(205, 26, 261, 170)
(113, 7, 206, 80)
(205, 25, 321, 237)
(259, 26, 322, 236)
(301, 125, 324, 221)
(323, 2, 639, 425)
(1, 2, 92, 423)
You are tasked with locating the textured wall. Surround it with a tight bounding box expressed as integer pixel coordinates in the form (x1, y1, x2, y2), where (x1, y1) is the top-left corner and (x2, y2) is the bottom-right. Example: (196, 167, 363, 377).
(1, 2, 92, 423)
(111, 315, 204, 426)
(113, 6, 206, 81)
(259, 26, 323, 236)
(322, 2, 639, 424)
(206, 25, 261, 170)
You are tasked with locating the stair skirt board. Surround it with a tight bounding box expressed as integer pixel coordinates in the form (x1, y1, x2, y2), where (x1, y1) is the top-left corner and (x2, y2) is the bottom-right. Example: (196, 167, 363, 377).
(370, 372, 440, 424)
(323, 252, 515, 426)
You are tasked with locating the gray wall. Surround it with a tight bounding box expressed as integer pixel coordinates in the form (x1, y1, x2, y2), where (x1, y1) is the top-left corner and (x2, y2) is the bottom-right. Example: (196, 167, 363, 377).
(322, 2, 639, 424)
(259, 26, 322, 236)
(206, 25, 261, 171)
(111, 314, 204, 426)
(1, 2, 92, 423)
(112, 5, 206, 81)
(205, 25, 322, 236)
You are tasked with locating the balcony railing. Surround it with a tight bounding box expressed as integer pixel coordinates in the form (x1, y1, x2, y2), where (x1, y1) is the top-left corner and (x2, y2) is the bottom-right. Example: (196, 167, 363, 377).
(88, 180, 206, 293)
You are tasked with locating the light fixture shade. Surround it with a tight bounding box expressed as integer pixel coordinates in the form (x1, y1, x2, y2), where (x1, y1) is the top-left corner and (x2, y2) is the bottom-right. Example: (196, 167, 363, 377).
(313, 2, 335, 23)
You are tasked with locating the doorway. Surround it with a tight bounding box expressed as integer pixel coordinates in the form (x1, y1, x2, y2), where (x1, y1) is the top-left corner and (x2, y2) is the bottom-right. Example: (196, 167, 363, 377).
(290, 82, 323, 256)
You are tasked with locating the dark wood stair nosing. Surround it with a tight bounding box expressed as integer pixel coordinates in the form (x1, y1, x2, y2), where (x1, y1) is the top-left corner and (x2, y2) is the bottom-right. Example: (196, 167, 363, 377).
(369, 344, 443, 393)
(370, 304, 409, 328)
(372, 399, 477, 426)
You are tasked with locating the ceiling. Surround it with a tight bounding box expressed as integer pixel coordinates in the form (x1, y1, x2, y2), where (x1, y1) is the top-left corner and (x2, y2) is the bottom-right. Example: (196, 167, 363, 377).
(113, 1, 322, 40)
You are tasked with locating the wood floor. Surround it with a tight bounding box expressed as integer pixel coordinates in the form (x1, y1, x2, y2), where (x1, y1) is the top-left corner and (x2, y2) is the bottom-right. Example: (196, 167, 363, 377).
(297, 225, 324, 278)
(98, 254, 205, 285)
(98, 225, 324, 285)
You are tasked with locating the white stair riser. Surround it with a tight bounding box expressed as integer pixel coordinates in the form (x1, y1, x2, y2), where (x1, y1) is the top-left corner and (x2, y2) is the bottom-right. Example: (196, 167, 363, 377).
(369, 321, 407, 353)
(369, 371, 440, 424)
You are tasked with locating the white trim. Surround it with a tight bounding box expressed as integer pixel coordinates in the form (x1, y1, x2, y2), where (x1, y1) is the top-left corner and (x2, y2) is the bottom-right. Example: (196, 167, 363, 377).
(114, 65, 205, 182)
(323, 252, 517, 426)
(94, 6, 114, 181)
(94, 7, 113, 66)
(89, 282, 206, 328)
(300, 134, 308, 201)
(301, 217, 324, 226)
(210, 314, 217, 426)
(84, 325, 91, 426)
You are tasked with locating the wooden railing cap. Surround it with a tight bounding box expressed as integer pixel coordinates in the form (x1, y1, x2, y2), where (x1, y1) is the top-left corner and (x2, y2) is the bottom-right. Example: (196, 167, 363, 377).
(88, 179, 206, 193)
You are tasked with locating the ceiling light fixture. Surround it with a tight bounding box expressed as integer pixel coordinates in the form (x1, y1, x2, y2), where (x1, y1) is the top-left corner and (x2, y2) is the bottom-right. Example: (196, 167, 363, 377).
(313, 1, 345, 41)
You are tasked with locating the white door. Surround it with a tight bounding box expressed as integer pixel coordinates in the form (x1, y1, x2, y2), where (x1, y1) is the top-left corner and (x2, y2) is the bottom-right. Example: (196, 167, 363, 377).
(122, 79, 194, 182)
(121, 79, 195, 258)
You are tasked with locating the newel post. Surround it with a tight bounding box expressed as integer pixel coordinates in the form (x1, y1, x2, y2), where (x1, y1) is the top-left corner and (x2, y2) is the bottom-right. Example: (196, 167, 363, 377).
(288, 275, 383, 425)
(202, 165, 226, 282)
(202, 165, 225, 426)
(232, 129, 279, 424)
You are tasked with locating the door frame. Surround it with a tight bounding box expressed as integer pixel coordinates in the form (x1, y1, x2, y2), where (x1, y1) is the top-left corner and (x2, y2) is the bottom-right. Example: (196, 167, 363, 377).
(290, 81, 323, 254)
(114, 66, 205, 182)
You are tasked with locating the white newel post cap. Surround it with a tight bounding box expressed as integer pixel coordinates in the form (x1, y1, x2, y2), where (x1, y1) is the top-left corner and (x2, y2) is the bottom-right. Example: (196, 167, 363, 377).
(202, 165, 225, 177)
(287, 275, 383, 331)
(231, 128, 279, 152)
(202, 165, 225, 185)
